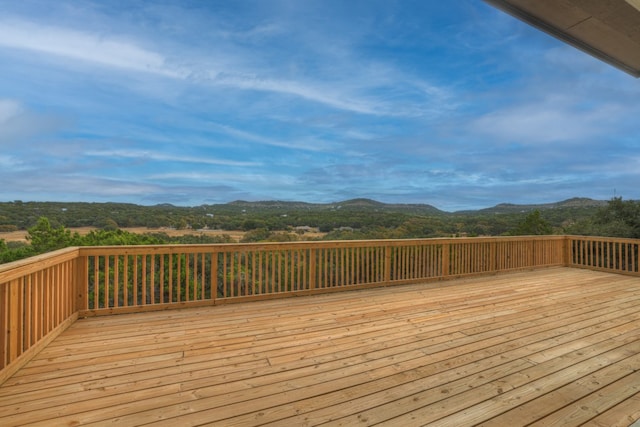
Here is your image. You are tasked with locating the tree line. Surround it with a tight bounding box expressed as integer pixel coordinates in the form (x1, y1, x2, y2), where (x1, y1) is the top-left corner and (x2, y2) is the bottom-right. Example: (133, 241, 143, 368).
(1, 197, 638, 264)
(0, 198, 598, 234)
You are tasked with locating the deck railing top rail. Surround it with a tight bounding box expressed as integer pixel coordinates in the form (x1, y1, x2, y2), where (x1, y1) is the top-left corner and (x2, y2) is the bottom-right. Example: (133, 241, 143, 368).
(0, 247, 79, 283)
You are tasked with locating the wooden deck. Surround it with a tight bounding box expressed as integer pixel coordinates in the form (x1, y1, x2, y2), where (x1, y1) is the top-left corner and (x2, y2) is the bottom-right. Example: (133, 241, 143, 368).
(1, 267, 640, 426)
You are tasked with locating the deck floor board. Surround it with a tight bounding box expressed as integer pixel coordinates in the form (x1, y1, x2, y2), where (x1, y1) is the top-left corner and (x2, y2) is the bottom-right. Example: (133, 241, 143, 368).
(1, 267, 640, 426)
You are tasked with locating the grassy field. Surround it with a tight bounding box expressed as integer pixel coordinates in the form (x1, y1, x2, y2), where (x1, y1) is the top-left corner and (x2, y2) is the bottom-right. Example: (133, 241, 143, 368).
(0, 227, 327, 243)
(0, 227, 247, 243)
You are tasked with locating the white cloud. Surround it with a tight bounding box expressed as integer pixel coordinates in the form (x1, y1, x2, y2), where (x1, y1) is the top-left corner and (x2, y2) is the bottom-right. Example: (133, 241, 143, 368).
(471, 100, 620, 144)
(0, 154, 23, 169)
(85, 149, 260, 167)
(219, 75, 386, 116)
(209, 123, 333, 152)
(149, 171, 296, 185)
(0, 13, 453, 118)
(0, 98, 66, 147)
(0, 18, 184, 78)
(0, 19, 408, 117)
(0, 99, 23, 123)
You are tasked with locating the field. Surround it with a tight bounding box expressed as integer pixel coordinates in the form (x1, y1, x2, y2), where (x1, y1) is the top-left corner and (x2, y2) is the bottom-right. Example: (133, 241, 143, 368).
(0, 227, 327, 243)
(0, 227, 248, 243)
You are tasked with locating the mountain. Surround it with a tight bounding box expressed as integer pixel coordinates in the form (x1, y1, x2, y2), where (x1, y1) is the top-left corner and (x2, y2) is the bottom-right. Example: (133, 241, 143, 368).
(0, 197, 608, 231)
(225, 198, 444, 215)
(457, 198, 607, 215)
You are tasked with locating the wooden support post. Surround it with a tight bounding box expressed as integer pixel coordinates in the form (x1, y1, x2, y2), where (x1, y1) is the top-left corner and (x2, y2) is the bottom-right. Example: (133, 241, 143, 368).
(384, 244, 392, 283)
(442, 243, 450, 277)
(8, 279, 21, 363)
(211, 252, 218, 302)
(563, 236, 571, 267)
(74, 255, 88, 313)
(0, 282, 7, 369)
(309, 249, 317, 290)
(530, 240, 535, 267)
(490, 240, 497, 272)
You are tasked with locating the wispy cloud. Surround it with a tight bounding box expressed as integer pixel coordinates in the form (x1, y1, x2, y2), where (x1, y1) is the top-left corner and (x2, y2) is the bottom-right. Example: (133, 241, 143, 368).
(0, 18, 184, 78)
(217, 75, 386, 115)
(0, 154, 23, 170)
(471, 100, 618, 144)
(0, 9, 454, 118)
(149, 171, 296, 185)
(0, 98, 66, 147)
(0, 17, 423, 117)
(207, 123, 324, 151)
(0, 99, 23, 122)
(85, 149, 261, 167)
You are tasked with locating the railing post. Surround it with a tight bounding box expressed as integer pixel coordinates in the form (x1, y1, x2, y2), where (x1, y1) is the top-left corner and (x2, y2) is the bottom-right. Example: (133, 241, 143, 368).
(384, 244, 392, 283)
(309, 248, 317, 290)
(0, 281, 9, 370)
(211, 251, 218, 302)
(489, 239, 498, 272)
(442, 243, 450, 277)
(530, 239, 535, 267)
(563, 236, 571, 267)
(0, 284, 5, 369)
(74, 254, 88, 313)
(7, 279, 21, 363)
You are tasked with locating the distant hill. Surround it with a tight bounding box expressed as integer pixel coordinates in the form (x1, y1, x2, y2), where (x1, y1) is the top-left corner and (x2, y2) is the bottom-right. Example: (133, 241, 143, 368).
(0, 197, 608, 232)
(337, 198, 444, 215)
(459, 198, 607, 215)
(225, 198, 444, 215)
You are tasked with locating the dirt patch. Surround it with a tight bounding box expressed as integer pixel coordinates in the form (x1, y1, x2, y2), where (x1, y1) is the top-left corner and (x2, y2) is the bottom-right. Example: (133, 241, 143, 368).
(0, 230, 30, 243)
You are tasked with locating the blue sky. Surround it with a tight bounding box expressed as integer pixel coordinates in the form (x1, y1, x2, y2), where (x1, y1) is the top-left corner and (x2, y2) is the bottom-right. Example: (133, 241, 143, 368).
(1, 0, 638, 211)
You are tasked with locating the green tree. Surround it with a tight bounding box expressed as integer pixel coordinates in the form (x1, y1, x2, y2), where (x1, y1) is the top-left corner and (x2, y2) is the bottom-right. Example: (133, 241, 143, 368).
(318, 223, 333, 233)
(511, 210, 553, 235)
(265, 232, 300, 242)
(101, 218, 119, 231)
(240, 228, 273, 243)
(241, 219, 266, 231)
(593, 197, 640, 238)
(175, 218, 189, 230)
(0, 244, 34, 264)
(565, 197, 640, 238)
(80, 229, 162, 246)
(26, 217, 79, 253)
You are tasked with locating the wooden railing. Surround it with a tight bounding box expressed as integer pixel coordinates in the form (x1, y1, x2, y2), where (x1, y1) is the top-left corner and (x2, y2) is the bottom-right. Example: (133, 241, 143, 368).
(75, 236, 566, 315)
(567, 235, 640, 275)
(0, 247, 81, 384)
(2, 234, 638, 385)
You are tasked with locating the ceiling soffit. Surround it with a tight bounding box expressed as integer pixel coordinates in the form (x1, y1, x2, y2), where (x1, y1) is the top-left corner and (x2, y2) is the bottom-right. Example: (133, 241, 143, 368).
(485, 0, 640, 77)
